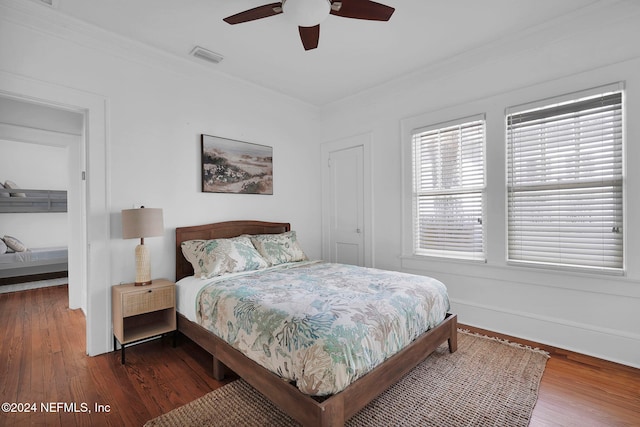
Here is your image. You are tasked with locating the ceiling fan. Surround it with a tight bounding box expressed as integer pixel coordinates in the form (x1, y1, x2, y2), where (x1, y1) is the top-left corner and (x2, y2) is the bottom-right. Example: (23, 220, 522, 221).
(223, 0, 395, 51)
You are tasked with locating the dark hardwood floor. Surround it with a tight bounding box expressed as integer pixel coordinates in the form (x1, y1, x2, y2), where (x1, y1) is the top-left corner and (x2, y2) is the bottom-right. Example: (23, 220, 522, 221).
(0, 284, 638, 426)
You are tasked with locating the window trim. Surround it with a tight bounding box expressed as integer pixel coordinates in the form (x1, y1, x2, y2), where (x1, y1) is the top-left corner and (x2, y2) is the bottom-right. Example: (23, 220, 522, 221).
(505, 82, 625, 273)
(409, 113, 487, 262)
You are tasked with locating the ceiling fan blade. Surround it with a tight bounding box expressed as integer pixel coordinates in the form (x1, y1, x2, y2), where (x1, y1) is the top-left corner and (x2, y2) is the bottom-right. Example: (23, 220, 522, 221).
(299, 25, 320, 51)
(330, 0, 395, 21)
(223, 3, 283, 25)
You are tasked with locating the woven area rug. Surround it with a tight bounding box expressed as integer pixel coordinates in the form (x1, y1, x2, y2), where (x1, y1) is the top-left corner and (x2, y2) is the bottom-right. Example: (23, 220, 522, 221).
(145, 331, 548, 427)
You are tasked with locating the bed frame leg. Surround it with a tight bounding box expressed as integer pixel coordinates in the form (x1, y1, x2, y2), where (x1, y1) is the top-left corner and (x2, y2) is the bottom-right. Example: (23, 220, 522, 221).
(213, 356, 225, 380)
(448, 335, 458, 353)
(320, 394, 344, 427)
(448, 315, 458, 353)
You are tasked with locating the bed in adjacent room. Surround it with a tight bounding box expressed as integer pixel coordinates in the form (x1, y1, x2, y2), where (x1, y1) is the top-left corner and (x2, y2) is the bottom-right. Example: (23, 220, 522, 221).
(0, 246, 68, 285)
(175, 220, 457, 426)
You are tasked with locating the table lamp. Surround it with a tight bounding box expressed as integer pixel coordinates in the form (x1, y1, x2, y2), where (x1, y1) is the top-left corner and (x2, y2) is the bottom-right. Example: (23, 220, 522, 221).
(121, 206, 164, 286)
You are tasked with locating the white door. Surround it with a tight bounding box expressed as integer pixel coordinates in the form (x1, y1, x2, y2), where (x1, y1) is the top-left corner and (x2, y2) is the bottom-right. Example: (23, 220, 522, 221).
(327, 145, 365, 266)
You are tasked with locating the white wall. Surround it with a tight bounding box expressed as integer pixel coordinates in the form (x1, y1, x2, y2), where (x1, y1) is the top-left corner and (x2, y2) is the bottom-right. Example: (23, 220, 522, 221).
(319, 2, 640, 368)
(0, 1, 322, 355)
(0, 139, 68, 247)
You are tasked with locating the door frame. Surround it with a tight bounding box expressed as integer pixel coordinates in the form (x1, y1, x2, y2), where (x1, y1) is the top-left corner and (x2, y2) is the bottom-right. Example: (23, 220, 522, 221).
(321, 133, 374, 267)
(0, 70, 111, 357)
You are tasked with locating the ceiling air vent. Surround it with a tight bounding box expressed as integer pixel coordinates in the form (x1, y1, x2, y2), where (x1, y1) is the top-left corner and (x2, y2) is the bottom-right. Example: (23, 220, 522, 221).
(190, 46, 224, 65)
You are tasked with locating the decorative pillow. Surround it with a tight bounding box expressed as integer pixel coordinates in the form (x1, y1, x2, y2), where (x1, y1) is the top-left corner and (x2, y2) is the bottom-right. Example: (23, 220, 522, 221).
(3, 235, 28, 252)
(0, 182, 9, 198)
(0, 238, 6, 254)
(181, 235, 268, 279)
(250, 231, 308, 266)
(4, 180, 26, 197)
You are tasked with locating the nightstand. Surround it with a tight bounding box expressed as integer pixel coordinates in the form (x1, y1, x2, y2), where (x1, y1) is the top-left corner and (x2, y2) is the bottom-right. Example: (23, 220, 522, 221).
(112, 279, 176, 364)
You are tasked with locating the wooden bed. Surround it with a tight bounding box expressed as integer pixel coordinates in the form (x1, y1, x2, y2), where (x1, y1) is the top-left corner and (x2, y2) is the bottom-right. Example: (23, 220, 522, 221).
(175, 220, 458, 427)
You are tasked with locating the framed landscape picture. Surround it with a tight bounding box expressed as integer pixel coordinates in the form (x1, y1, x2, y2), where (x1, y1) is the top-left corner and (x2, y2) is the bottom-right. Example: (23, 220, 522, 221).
(201, 134, 273, 195)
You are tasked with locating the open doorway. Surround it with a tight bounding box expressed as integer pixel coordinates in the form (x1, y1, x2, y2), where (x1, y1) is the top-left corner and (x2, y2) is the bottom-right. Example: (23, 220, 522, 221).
(0, 95, 86, 312)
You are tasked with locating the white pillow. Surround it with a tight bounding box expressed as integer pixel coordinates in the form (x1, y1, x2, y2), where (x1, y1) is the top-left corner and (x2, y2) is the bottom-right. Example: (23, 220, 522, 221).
(0, 238, 7, 254)
(4, 235, 28, 252)
(0, 182, 9, 198)
(4, 180, 26, 197)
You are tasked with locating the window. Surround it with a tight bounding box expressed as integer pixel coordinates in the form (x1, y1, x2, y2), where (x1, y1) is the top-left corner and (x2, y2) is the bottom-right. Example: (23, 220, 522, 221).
(411, 115, 486, 261)
(506, 84, 623, 272)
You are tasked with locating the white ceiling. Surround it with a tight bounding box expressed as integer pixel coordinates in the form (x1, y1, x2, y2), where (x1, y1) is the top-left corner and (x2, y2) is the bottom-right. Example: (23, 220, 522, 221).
(46, 0, 601, 106)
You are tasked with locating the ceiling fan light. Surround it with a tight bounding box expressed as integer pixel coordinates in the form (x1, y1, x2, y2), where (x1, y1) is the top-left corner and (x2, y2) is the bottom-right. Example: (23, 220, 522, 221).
(282, 0, 331, 27)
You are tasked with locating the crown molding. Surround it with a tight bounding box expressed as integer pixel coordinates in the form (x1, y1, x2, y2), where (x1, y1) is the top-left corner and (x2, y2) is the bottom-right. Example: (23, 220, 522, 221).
(0, 0, 189, 75)
(0, 0, 318, 109)
(3, 0, 638, 110)
(326, 0, 640, 108)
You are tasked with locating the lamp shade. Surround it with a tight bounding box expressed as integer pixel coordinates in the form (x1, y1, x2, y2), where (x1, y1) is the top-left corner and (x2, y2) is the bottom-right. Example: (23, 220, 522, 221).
(122, 207, 164, 239)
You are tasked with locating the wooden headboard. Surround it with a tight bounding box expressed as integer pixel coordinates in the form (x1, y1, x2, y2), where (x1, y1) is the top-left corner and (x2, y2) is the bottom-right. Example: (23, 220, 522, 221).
(175, 220, 291, 281)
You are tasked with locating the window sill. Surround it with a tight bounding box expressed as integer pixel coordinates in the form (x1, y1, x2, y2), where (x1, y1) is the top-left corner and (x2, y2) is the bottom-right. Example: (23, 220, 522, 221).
(506, 259, 625, 277)
(400, 255, 638, 299)
(401, 254, 486, 269)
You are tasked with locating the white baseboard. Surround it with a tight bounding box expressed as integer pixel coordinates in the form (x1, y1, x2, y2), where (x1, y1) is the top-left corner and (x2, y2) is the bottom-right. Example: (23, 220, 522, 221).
(451, 298, 640, 369)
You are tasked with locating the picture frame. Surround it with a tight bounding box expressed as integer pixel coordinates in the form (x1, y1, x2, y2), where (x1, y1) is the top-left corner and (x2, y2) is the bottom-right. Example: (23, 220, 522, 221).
(201, 134, 273, 195)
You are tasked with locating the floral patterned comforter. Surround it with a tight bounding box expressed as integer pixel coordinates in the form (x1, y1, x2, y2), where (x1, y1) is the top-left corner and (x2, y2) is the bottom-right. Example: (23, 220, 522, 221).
(196, 261, 450, 396)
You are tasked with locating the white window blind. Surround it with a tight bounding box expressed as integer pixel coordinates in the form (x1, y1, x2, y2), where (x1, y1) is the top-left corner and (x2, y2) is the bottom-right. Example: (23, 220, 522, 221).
(506, 87, 623, 271)
(412, 116, 486, 260)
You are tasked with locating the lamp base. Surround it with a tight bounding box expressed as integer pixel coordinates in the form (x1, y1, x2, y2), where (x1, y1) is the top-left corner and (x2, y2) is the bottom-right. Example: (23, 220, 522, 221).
(134, 280, 153, 286)
(134, 243, 153, 286)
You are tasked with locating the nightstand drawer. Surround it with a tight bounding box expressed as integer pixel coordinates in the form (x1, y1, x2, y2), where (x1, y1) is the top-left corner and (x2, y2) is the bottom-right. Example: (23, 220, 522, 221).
(122, 286, 175, 317)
